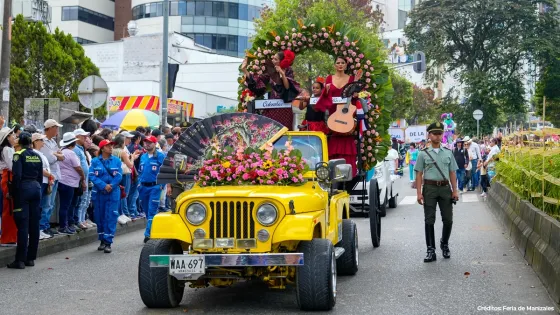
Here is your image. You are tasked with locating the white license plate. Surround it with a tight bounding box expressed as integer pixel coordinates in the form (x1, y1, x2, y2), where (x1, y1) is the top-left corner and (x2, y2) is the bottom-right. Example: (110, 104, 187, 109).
(169, 255, 205, 275)
(349, 196, 359, 203)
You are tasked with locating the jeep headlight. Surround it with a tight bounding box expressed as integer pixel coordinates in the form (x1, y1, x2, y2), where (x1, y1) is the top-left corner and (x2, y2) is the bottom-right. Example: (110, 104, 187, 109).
(256, 203, 278, 226)
(186, 202, 207, 225)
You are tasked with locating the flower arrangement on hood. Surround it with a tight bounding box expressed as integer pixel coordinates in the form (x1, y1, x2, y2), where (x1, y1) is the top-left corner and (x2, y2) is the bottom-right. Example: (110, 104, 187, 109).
(195, 137, 310, 187)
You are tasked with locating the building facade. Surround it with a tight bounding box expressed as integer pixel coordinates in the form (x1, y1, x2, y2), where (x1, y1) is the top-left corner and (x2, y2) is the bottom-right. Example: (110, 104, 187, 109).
(46, 0, 115, 44)
(130, 0, 269, 57)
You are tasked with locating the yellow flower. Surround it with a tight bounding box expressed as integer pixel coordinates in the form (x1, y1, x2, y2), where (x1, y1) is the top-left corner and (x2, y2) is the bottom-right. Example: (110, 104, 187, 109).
(263, 160, 273, 169)
(222, 161, 231, 168)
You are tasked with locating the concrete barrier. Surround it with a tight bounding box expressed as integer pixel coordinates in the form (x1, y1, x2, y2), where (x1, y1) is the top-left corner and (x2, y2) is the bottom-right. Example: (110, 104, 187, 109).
(488, 181, 560, 304)
(0, 219, 146, 267)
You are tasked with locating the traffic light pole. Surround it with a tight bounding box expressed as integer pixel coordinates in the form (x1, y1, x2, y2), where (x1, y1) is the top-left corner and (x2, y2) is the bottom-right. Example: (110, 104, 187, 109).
(388, 60, 423, 69)
(0, 0, 12, 126)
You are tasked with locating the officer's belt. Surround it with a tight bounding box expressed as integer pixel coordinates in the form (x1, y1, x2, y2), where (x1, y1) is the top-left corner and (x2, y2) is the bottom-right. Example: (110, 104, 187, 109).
(424, 179, 449, 186)
(141, 182, 158, 187)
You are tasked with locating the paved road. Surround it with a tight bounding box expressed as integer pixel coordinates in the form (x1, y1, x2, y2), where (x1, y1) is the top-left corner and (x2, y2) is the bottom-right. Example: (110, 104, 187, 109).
(0, 172, 557, 315)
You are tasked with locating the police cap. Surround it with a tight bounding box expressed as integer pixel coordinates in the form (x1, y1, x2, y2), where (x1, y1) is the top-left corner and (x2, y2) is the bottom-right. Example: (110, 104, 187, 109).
(19, 131, 33, 146)
(427, 122, 444, 134)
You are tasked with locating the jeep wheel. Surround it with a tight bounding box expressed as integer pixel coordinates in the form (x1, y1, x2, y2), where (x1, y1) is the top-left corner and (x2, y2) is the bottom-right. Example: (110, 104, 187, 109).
(369, 181, 381, 248)
(379, 191, 388, 217)
(389, 185, 398, 208)
(296, 239, 336, 311)
(139, 239, 185, 308)
(336, 219, 359, 275)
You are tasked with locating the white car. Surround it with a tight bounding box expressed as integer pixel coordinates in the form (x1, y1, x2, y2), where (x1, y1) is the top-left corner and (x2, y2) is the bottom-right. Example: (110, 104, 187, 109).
(349, 159, 399, 217)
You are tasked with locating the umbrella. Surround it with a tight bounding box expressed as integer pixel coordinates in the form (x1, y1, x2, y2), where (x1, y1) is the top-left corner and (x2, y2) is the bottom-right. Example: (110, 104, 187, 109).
(101, 109, 160, 130)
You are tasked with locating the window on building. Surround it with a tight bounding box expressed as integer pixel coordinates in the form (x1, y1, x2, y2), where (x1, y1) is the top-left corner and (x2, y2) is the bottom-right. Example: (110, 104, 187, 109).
(238, 3, 248, 20)
(132, 1, 263, 23)
(62, 6, 114, 31)
(213, 2, 226, 18)
(178, 1, 187, 15)
(73, 37, 97, 45)
(228, 2, 239, 19)
(170, 1, 179, 15)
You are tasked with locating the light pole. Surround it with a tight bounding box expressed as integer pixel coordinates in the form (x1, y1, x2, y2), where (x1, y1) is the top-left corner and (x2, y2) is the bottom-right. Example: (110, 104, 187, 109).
(160, 0, 170, 127)
(0, 0, 13, 125)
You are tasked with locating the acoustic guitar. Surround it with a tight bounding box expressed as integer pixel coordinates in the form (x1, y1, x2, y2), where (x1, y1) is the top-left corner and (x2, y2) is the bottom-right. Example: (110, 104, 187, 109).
(327, 81, 366, 134)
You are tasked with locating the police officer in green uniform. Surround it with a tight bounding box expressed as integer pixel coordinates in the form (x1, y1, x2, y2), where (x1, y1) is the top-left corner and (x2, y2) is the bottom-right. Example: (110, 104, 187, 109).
(6, 132, 44, 269)
(414, 122, 459, 263)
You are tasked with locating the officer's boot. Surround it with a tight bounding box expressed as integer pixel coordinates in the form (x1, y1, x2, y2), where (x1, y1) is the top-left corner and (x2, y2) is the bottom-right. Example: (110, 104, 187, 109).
(7, 261, 25, 269)
(440, 224, 452, 259)
(424, 224, 437, 263)
(98, 241, 107, 251)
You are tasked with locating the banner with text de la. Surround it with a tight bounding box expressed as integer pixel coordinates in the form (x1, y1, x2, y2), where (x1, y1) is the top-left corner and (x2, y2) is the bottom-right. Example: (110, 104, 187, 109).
(406, 125, 427, 143)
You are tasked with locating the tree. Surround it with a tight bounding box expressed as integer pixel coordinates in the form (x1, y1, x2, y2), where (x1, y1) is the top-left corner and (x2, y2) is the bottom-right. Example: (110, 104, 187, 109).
(404, 0, 557, 130)
(388, 72, 413, 120)
(535, 58, 560, 126)
(10, 15, 102, 123)
(410, 85, 438, 125)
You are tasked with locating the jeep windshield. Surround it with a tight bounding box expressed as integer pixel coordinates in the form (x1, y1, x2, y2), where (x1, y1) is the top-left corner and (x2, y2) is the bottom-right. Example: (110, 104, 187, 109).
(273, 135, 323, 171)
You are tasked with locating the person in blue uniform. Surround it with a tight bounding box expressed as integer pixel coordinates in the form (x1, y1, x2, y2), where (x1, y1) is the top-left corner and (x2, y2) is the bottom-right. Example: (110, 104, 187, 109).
(7, 132, 44, 269)
(89, 139, 122, 254)
(138, 135, 165, 243)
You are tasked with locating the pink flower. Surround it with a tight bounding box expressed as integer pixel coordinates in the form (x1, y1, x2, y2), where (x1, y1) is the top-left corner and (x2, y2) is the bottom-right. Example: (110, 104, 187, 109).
(292, 177, 299, 182)
(210, 170, 219, 178)
(298, 33, 302, 38)
(292, 33, 297, 39)
(366, 72, 371, 77)
(367, 146, 373, 150)
(202, 181, 207, 186)
(284, 35, 289, 40)
(281, 41, 286, 45)
(273, 42, 278, 47)
(313, 34, 317, 39)
(323, 33, 329, 38)
(366, 60, 371, 65)
(287, 43, 292, 47)
(359, 53, 364, 58)
(257, 170, 267, 177)
(343, 51, 347, 56)
(242, 173, 250, 180)
(281, 46, 285, 50)
(355, 58, 360, 63)
(366, 78, 371, 83)
(345, 42, 351, 47)
(227, 176, 232, 181)
(275, 36, 280, 41)
(364, 65, 368, 69)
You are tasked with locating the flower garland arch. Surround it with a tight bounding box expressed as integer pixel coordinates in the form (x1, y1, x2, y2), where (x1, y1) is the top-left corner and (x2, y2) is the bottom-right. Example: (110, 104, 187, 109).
(237, 18, 393, 171)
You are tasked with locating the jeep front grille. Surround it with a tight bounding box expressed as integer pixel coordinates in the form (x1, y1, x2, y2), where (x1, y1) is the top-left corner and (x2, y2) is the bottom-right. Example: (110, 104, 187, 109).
(209, 201, 256, 239)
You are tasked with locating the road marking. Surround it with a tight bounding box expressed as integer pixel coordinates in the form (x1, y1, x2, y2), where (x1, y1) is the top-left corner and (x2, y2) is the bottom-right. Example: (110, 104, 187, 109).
(462, 194, 479, 203)
(399, 196, 417, 205)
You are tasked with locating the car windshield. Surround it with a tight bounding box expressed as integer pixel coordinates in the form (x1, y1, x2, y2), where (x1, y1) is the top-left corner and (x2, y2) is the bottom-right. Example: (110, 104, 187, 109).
(273, 135, 323, 171)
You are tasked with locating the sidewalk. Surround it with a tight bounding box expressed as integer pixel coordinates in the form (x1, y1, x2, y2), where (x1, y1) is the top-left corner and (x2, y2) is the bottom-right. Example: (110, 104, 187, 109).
(0, 219, 146, 267)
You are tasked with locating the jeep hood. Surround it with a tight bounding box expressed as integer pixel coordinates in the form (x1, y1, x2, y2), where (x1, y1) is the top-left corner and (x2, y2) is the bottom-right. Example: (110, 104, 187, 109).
(177, 182, 328, 213)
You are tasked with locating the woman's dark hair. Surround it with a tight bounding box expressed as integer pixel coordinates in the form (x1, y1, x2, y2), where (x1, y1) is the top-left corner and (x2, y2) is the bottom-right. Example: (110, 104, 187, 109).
(91, 134, 104, 146)
(113, 134, 125, 148)
(335, 56, 347, 64)
(313, 81, 324, 89)
(410, 143, 416, 148)
(13, 124, 21, 133)
(0, 132, 13, 162)
(81, 119, 98, 135)
(276, 51, 285, 61)
(145, 127, 152, 135)
(99, 128, 113, 140)
(136, 126, 146, 134)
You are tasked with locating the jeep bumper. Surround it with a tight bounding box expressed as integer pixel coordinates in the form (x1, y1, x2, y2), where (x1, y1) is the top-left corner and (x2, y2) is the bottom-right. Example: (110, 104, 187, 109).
(150, 253, 304, 268)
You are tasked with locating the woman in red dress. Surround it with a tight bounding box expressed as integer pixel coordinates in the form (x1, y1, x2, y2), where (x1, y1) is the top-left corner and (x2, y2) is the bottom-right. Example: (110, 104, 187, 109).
(241, 50, 300, 130)
(315, 56, 362, 177)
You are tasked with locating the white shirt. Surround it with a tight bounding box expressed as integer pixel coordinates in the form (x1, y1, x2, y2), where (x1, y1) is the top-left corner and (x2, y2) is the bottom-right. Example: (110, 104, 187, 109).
(468, 142, 482, 160)
(0, 146, 14, 171)
(486, 145, 500, 163)
(34, 149, 51, 184)
(40, 137, 61, 180)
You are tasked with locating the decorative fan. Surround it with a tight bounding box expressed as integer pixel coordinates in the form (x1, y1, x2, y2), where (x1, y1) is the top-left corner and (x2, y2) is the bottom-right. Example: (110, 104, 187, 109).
(341, 81, 367, 98)
(157, 113, 286, 184)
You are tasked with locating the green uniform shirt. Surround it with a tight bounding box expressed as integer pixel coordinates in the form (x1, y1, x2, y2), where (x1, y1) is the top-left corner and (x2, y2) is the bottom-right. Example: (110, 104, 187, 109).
(414, 147, 458, 181)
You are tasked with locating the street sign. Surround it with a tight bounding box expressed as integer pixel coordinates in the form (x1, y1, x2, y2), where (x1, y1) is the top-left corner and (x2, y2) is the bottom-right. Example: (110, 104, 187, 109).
(473, 109, 483, 121)
(78, 75, 108, 110)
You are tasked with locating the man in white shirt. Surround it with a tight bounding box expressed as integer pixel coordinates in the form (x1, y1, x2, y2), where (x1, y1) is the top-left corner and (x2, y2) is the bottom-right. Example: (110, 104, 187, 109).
(39, 119, 65, 236)
(465, 136, 482, 191)
(484, 138, 501, 182)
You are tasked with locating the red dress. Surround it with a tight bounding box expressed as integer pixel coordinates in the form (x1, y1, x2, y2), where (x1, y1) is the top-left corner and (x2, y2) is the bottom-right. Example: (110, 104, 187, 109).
(315, 75, 358, 177)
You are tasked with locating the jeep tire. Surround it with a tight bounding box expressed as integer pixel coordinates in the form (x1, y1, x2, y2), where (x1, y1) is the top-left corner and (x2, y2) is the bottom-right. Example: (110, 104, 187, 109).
(337, 219, 359, 275)
(379, 191, 388, 217)
(296, 239, 336, 311)
(139, 239, 185, 308)
(369, 181, 381, 248)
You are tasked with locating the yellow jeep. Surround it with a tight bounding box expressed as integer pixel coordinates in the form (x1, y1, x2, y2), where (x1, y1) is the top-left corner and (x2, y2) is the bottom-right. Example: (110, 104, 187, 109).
(138, 131, 359, 311)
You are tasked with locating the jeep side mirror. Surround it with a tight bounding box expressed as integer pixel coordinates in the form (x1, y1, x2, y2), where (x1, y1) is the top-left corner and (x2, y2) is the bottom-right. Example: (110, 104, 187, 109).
(333, 164, 353, 182)
(174, 154, 187, 172)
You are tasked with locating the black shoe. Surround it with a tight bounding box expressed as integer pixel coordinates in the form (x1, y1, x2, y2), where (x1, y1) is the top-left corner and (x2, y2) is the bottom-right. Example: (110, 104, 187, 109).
(7, 261, 25, 269)
(143, 237, 150, 244)
(440, 224, 452, 259)
(440, 241, 450, 259)
(424, 224, 437, 263)
(104, 245, 112, 254)
(24, 260, 35, 267)
(97, 241, 107, 251)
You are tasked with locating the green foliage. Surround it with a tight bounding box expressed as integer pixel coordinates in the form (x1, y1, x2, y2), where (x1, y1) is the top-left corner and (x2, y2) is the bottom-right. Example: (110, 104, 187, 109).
(404, 0, 555, 132)
(239, 0, 392, 170)
(388, 72, 413, 120)
(535, 58, 560, 126)
(10, 15, 102, 122)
